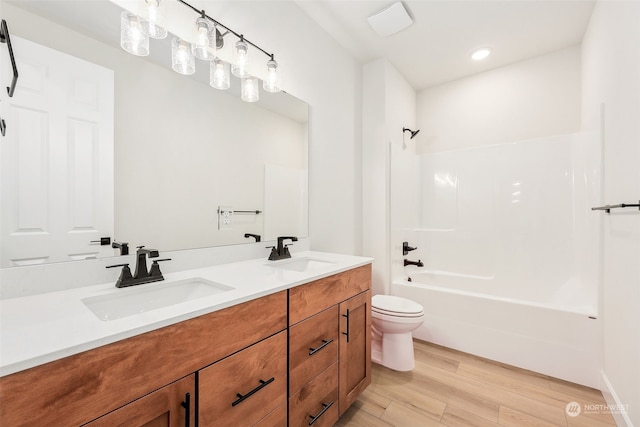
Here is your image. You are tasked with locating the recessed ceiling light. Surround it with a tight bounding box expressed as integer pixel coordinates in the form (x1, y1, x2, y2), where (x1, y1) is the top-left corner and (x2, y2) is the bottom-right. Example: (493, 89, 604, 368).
(471, 47, 492, 61)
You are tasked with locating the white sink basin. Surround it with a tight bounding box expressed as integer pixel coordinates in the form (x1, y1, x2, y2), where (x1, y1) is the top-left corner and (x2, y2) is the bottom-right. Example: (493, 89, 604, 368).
(82, 278, 234, 321)
(269, 257, 335, 273)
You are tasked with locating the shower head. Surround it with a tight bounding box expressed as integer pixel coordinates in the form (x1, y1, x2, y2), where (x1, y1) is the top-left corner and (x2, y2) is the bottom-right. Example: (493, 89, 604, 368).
(403, 127, 420, 139)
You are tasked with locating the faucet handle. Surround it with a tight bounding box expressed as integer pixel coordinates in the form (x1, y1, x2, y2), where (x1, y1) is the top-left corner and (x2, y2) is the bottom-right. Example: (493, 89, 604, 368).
(283, 244, 292, 258)
(266, 246, 279, 261)
(402, 241, 417, 255)
(106, 263, 129, 269)
(149, 258, 171, 278)
(106, 263, 134, 288)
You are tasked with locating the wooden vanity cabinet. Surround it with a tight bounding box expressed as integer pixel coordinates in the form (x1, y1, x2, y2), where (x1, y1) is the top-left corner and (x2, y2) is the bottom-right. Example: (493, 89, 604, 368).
(0, 264, 372, 426)
(0, 291, 287, 427)
(288, 264, 372, 422)
(84, 375, 195, 427)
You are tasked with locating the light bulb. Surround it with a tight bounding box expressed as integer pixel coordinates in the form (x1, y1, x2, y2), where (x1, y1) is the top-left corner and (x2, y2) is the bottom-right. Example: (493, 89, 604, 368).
(192, 17, 215, 60)
(263, 58, 281, 93)
(232, 39, 249, 78)
(210, 58, 230, 90)
(471, 47, 491, 61)
(172, 38, 195, 75)
(141, 0, 167, 39)
(241, 76, 259, 102)
(121, 11, 149, 56)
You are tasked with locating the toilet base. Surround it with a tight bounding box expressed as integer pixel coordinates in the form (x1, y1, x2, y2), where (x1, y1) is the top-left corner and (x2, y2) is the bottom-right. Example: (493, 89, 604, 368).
(372, 331, 416, 372)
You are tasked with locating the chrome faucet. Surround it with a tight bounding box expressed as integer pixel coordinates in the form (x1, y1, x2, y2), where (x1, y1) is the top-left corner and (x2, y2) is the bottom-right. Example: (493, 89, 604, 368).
(106, 246, 171, 288)
(267, 236, 298, 261)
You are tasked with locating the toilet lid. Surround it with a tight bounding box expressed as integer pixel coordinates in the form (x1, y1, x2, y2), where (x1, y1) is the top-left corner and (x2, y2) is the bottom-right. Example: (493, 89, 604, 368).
(372, 295, 424, 315)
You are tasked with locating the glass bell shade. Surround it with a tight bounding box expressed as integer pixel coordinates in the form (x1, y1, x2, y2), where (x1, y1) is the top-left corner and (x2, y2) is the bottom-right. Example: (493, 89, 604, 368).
(241, 76, 259, 102)
(120, 11, 149, 56)
(172, 38, 195, 75)
(140, 0, 167, 39)
(210, 58, 230, 90)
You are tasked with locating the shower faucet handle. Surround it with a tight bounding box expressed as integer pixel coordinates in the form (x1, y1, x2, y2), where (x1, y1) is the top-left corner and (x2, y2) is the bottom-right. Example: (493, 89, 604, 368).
(402, 241, 417, 256)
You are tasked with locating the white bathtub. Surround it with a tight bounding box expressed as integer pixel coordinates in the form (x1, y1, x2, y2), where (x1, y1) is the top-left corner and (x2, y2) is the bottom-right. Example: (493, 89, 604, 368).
(392, 272, 603, 388)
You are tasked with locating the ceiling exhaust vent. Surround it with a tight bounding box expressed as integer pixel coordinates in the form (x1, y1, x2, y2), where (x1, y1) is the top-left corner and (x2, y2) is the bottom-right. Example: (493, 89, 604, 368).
(367, 2, 413, 37)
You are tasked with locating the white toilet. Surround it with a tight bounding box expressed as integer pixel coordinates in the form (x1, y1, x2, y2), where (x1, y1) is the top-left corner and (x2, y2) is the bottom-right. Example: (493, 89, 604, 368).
(371, 294, 424, 371)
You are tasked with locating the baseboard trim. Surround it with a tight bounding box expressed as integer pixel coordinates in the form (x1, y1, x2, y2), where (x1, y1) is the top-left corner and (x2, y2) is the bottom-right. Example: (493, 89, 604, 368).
(600, 371, 634, 426)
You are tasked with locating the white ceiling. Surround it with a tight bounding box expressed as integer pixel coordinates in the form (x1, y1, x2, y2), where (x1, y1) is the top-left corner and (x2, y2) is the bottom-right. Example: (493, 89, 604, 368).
(296, 0, 596, 90)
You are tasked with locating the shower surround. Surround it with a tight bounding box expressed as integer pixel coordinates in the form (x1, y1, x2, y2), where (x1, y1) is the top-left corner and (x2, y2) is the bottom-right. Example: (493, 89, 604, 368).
(390, 132, 602, 387)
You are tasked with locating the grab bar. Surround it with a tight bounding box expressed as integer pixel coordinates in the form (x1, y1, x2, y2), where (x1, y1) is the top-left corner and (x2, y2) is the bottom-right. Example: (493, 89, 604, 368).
(0, 19, 19, 97)
(591, 201, 640, 213)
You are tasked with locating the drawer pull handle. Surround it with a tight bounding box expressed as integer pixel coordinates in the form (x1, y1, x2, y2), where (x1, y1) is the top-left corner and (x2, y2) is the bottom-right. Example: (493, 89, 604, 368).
(180, 392, 191, 426)
(309, 401, 334, 425)
(342, 309, 350, 343)
(231, 377, 274, 407)
(308, 339, 333, 356)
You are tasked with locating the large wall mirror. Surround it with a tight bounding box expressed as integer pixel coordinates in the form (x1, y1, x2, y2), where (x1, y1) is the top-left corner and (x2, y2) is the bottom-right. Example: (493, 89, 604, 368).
(0, 0, 309, 268)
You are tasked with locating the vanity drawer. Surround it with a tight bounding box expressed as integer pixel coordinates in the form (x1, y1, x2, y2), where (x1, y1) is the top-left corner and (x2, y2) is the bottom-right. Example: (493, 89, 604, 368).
(289, 305, 339, 394)
(198, 331, 287, 426)
(289, 264, 371, 324)
(289, 362, 339, 427)
(255, 403, 287, 426)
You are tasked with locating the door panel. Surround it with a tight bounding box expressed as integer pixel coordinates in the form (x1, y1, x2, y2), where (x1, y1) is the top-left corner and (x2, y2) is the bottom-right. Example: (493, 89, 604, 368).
(0, 36, 114, 266)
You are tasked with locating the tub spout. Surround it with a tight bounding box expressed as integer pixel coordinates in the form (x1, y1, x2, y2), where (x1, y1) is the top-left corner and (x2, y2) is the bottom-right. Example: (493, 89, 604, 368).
(404, 259, 424, 267)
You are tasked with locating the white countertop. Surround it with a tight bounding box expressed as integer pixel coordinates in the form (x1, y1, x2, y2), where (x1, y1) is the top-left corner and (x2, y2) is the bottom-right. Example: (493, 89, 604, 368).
(0, 251, 372, 377)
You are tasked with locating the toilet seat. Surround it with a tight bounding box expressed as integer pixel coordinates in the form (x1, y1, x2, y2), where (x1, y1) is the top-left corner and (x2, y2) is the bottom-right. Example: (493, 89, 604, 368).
(372, 295, 424, 318)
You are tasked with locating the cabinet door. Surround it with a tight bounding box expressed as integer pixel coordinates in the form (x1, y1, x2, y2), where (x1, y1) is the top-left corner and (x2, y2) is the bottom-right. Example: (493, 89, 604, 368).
(84, 375, 194, 427)
(338, 290, 371, 416)
(199, 331, 287, 426)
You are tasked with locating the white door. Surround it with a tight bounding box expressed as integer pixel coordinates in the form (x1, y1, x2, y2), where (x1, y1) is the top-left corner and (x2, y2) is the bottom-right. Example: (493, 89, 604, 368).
(0, 36, 114, 267)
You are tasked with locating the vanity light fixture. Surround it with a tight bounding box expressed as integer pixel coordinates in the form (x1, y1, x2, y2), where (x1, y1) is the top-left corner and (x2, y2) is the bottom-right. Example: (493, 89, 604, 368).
(241, 76, 260, 102)
(120, 11, 149, 56)
(263, 56, 281, 93)
(232, 36, 249, 78)
(192, 14, 216, 60)
(119, 0, 281, 102)
(210, 58, 230, 90)
(140, 0, 167, 39)
(171, 37, 195, 75)
(471, 47, 492, 61)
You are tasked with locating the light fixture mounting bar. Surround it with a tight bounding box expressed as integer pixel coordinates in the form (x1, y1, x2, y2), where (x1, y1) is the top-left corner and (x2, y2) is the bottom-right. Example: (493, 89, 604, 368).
(175, 0, 275, 60)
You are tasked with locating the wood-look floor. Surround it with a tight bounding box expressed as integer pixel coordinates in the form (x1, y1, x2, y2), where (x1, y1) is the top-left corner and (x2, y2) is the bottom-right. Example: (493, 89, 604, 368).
(336, 340, 617, 427)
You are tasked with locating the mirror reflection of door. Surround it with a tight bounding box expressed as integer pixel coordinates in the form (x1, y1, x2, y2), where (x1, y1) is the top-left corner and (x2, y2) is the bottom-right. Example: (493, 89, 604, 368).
(0, 36, 114, 267)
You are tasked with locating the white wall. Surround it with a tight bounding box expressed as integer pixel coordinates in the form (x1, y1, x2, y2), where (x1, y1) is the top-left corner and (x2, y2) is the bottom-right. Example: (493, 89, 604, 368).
(362, 59, 416, 295)
(417, 46, 581, 153)
(582, 2, 640, 425)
